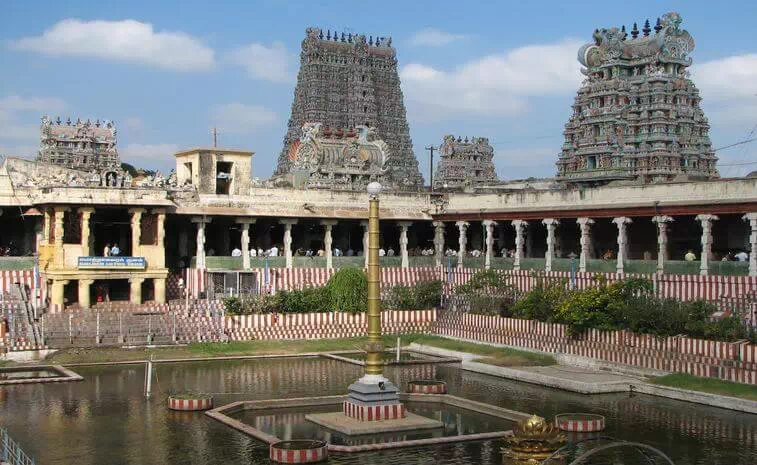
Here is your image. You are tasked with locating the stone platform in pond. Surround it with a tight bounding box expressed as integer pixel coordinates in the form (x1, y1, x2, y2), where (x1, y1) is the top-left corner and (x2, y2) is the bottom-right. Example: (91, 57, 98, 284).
(0, 365, 82, 385)
(306, 411, 443, 435)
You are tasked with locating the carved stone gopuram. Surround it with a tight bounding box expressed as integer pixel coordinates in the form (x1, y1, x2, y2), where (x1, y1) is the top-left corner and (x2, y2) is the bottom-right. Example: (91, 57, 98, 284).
(37, 116, 120, 171)
(434, 135, 498, 189)
(276, 28, 423, 190)
(556, 12, 719, 185)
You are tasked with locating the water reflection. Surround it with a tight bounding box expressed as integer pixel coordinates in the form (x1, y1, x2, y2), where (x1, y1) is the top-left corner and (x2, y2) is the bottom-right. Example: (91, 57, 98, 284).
(0, 358, 753, 464)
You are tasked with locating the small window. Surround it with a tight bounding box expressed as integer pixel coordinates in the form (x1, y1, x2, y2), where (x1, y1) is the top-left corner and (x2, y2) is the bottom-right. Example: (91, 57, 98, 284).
(184, 162, 194, 184)
(216, 161, 233, 195)
(587, 156, 598, 169)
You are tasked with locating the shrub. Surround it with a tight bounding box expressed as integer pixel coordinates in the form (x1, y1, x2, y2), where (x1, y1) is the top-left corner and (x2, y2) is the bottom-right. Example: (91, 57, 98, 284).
(222, 296, 243, 315)
(469, 295, 514, 317)
(386, 280, 443, 310)
(279, 287, 331, 314)
(326, 268, 368, 313)
(242, 293, 281, 314)
(456, 269, 513, 295)
(511, 276, 566, 322)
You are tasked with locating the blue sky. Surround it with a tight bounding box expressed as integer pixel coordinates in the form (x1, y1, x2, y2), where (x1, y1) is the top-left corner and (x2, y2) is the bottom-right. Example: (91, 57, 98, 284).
(1, 0, 756, 180)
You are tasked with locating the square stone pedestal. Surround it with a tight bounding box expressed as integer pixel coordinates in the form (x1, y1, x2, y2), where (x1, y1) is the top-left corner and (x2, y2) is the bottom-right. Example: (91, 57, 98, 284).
(306, 411, 443, 436)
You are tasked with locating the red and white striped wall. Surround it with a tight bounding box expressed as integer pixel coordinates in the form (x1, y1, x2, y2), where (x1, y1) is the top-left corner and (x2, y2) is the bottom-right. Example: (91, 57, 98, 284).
(343, 401, 406, 421)
(0, 269, 47, 309)
(167, 395, 213, 411)
(269, 442, 328, 464)
(555, 414, 606, 432)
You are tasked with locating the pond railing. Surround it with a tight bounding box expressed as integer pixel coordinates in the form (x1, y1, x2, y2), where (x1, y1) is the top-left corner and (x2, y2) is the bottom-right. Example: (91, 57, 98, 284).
(1, 427, 36, 465)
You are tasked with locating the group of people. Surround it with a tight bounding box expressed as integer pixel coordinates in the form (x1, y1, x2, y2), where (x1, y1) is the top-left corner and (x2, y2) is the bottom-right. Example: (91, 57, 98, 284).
(103, 243, 121, 257)
(684, 249, 750, 262)
(229, 245, 280, 258)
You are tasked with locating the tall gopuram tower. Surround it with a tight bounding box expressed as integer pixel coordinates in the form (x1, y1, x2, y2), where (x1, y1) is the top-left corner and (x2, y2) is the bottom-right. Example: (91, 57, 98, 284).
(37, 116, 120, 171)
(556, 12, 719, 185)
(434, 135, 499, 189)
(276, 28, 423, 189)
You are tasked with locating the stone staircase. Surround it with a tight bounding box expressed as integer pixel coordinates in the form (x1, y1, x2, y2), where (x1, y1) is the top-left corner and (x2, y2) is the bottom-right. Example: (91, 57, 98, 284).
(433, 312, 757, 384)
(1, 286, 44, 352)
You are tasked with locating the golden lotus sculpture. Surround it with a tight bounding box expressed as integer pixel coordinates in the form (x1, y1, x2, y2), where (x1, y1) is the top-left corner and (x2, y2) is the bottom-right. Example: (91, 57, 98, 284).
(502, 415, 567, 464)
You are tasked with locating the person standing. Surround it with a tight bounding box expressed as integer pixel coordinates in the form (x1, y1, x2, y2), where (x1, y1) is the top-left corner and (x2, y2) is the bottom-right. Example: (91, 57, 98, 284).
(684, 249, 697, 261)
(103, 243, 111, 257)
(110, 243, 120, 256)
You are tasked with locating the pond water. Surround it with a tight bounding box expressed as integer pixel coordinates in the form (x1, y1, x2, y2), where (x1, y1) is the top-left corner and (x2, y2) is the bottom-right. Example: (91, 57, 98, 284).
(0, 357, 755, 464)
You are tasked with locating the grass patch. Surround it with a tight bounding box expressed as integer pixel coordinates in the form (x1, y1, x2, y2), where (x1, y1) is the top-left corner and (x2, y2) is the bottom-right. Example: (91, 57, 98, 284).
(408, 334, 556, 366)
(651, 373, 757, 401)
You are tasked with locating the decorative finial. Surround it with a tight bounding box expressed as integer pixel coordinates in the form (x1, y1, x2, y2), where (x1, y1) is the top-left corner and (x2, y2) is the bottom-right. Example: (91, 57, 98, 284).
(369, 35, 373, 46)
(642, 19, 651, 36)
(631, 22, 639, 39)
(318, 29, 323, 40)
(326, 29, 331, 40)
(55, 116, 61, 125)
(348, 32, 352, 43)
(621, 25, 627, 40)
(341, 32, 345, 42)
(654, 17, 662, 34)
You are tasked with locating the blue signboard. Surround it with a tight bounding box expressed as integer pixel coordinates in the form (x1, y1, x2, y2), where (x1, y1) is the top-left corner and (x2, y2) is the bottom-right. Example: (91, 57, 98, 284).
(78, 256, 147, 269)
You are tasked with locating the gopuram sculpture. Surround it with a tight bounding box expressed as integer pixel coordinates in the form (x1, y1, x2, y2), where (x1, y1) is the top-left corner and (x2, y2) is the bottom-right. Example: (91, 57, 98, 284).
(37, 116, 120, 171)
(275, 123, 392, 190)
(434, 135, 498, 189)
(276, 28, 423, 190)
(556, 12, 719, 185)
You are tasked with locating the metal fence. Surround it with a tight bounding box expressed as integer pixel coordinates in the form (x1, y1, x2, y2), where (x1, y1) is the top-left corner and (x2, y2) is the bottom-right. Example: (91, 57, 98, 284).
(1, 427, 36, 465)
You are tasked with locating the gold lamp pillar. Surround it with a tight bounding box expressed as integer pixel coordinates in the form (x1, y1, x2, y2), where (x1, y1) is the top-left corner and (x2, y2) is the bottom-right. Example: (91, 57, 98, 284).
(364, 181, 383, 377)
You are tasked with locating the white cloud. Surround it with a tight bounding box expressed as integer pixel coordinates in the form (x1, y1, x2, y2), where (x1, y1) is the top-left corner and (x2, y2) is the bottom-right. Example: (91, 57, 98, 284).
(693, 54, 757, 101)
(400, 39, 583, 121)
(408, 28, 468, 47)
(0, 95, 67, 156)
(124, 116, 143, 131)
(0, 95, 66, 123)
(210, 103, 277, 134)
(226, 41, 291, 82)
(12, 19, 215, 72)
(0, 144, 38, 158)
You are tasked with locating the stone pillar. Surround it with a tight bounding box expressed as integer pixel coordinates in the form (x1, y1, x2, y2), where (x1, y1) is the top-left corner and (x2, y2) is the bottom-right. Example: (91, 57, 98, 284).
(129, 208, 145, 257)
(51, 279, 68, 311)
(154, 278, 166, 304)
(192, 216, 210, 269)
(79, 207, 95, 257)
(43, 209, 51, 243)
(542, 219, 559, 272)
(432, 221, 445, 268)
(696, 214, 718, 276)
(321, 220, 337, 269)
(511, 220, 528, 271)
(652, 216, 674, 273)
(576, 217, 594, 273)
(397, 221, 412, 268)
(612, 217, 632, 274)
(361, 220, 369, 267)
(280, 219, 298, 269)
(744, 213, 757, 277)
(482, 220, 497, 270)
(78, 279, 93, 309)
(129, 277, 144, 305)
(53, 207, 67, 268)
(455, 221, 469, 268)
(237, 218, 255, 270)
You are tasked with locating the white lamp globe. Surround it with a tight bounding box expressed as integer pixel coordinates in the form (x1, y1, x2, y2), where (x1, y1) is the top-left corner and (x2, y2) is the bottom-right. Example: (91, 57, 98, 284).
(366, 182, 382, 197)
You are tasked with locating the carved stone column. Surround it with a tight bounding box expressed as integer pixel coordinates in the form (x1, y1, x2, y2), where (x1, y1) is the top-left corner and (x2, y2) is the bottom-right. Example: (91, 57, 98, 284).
(79, 207, 95, 257)
(652, 216, 674, 273)
(78, 279, 94, 309)
(321, 220, 338, 269)
(50, 279, 68, 311)
(129, 277, 144, 305)
(612, 217, 632, 274)
(53, 207, 67, 268)
(397, 221, 412, 268)
(455, 221, 469, 268)
(696, 214, 718, 276)
(433, 221, 445, 268)
(576, 217, 594, 273)
(511, 220, 528, 271)
(129, 208, 145, 257)
(280, 219, 298, 269)
(744, 213, 757, 277)
(361, 220, 369, 267)
(237, 218, 256, 270)
(154, 278, 166, 304)
(542, 219, 559, 272)
(191, 216, 210, 269)
(482, 220, 497, 270)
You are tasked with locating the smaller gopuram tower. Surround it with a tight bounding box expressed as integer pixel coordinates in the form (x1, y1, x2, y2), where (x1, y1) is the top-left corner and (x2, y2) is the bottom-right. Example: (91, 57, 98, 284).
(434, 135, 498, 189)
(37, 116, 119, 171)
(556, 12, 719, 185)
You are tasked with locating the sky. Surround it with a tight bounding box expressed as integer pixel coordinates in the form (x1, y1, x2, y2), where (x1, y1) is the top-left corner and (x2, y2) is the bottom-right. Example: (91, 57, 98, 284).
(1, 0, 756, 181)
